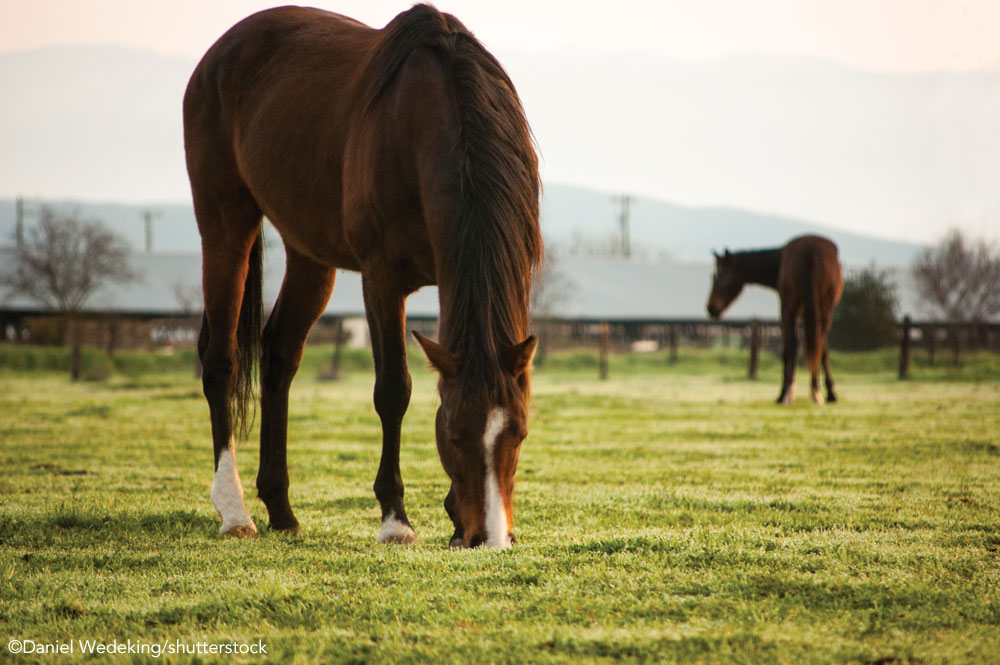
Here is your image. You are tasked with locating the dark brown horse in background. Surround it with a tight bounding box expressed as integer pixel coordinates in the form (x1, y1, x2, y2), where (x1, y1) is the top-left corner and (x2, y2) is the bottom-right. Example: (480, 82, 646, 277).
(707, 235, 843, 404)
(184, 5, 541, 548)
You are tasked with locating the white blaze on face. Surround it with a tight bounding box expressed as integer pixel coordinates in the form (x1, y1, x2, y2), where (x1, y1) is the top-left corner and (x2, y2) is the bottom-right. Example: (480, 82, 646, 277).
(210, 437, 257, 536)
(481, 407, 512, 549)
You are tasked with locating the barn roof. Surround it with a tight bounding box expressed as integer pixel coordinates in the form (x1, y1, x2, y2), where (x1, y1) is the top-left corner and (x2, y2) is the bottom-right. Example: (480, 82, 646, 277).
(0, 248, 923, 321)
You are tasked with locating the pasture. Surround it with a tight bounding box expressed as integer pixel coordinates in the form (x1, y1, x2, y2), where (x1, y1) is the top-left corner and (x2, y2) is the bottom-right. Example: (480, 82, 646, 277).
(1, 346, 999, 664)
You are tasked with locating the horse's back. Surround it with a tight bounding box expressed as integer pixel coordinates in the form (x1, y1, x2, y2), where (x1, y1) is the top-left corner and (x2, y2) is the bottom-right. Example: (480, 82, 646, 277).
(183, 7, 380, 265)
(779, 235, 842, 308)
(184, 7, 373, 140)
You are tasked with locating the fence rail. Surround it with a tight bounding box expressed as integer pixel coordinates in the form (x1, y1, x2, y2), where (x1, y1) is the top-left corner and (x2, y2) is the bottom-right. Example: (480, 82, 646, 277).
(3, 309, 998, 381)
(898, 317, 1000, 378)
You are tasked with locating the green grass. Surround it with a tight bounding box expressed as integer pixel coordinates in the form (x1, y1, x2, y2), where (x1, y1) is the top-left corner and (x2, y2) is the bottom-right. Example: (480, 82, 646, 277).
(1, 345, 999, 664)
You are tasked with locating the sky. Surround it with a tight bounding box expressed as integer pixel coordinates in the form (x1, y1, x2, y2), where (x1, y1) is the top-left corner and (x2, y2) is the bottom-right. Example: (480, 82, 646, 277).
(1, 1, 998, 244)
(3, 0, 1000, 72)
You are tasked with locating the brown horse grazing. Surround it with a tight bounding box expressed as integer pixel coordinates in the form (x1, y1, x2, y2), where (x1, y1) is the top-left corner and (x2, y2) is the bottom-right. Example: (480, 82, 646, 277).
(183, 5, 541, 548)
(706, 235, 843, 405)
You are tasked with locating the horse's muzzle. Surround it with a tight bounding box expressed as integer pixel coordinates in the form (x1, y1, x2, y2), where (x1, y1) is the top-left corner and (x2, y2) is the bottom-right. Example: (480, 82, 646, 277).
(451, 531, 516, 549)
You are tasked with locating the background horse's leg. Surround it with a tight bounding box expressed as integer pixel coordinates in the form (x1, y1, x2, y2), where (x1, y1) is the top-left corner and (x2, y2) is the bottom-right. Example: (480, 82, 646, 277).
(822, 342, 837, 402)
(362, 273, 416, 545)
(820, 300, 838, 402)
(258, 250, 336, 532)
(804, 301, 825, 404)
(777, 306, 798, 404)
(198, 220, 262, 537)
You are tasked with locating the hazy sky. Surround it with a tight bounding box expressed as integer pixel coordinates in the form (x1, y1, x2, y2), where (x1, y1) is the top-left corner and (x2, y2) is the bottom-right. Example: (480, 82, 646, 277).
(3, 0, 1000, 72)
(2, 1, 998, 244)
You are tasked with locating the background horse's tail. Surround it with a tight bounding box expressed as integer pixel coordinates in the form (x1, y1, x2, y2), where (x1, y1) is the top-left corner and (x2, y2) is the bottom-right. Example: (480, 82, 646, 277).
(234, 231, 263, 440)
(803, 257, 824, 380)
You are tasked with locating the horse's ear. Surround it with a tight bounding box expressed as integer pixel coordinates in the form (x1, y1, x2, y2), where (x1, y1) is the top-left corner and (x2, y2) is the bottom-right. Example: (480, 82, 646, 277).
(413, 331, 459, 379)
(503, 336, 538, 378)
(724, 248, 731, 257)
(712, 250, 720, 260)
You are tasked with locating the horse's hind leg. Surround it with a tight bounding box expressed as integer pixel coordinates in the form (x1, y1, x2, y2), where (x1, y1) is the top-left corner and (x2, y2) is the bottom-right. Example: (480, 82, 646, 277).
(820, 306, 837, 402)
(196, 193, 263, 537)
(777, 305, 798, 404)
(362, 272, 416, 545)
(257, 250, 336, 532)
(804, 307, 825, 404)
(822, 343, 837, 402)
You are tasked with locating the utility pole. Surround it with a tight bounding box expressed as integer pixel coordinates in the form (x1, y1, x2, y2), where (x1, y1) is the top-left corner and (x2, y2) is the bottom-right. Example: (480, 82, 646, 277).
(143, 209, 159, 253)
(15, 196, 24, 248)
(614, 194, 634, 258)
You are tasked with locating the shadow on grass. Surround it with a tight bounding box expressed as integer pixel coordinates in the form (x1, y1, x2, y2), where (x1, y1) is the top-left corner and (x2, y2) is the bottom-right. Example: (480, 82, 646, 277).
(0, 508, 218, 544)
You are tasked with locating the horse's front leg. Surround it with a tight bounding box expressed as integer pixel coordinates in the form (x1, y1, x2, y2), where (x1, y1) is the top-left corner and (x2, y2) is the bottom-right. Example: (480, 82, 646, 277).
(257, 253, 336, 532)
(363, 275, 417, 545)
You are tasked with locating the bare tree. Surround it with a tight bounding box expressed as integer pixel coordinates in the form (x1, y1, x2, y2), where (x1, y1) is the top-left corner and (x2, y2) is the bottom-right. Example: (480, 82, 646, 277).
(912, 229, 1000, 322)
(171, 279, 203, 315)
(1, 206, 138, 379)
(530, 243, 575, 366)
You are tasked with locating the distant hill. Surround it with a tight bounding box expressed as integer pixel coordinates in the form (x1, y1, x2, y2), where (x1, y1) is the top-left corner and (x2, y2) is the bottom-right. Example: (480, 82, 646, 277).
(1, 45, 998, 244)
(0, 187, 925, 268)
(540, 184, 926, 266)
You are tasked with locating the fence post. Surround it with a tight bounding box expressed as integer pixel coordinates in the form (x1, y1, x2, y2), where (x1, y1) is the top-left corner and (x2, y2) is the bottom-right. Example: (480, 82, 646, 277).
(669, 324, 678, 365)
(748, 318, 760, 380)
(899, 315, 911, 379)
(927, 324, 936, 367)
(950, 325, 961, 366)
(330, 317, 345, 380)
(599, 321, 610, 380)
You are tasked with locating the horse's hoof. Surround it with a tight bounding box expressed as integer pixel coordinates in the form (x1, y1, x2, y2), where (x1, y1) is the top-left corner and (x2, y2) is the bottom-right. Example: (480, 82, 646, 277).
(377, 512, 416, 544)
(221, 521, 258, 538)
(811, 389, 825, 405)
(266, 511, 300, 533)
(379, 531, 417, 545)
(271, 521, 300, 534)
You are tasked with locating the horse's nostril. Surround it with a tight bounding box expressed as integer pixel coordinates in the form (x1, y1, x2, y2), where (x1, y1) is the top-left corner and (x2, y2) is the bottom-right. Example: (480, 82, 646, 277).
(508, 531, 517, 545)
(469, 533, 486, 548)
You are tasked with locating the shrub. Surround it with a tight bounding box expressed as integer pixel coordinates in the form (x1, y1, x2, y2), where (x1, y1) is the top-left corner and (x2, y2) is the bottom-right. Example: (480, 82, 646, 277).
(829, 266, 899, 351)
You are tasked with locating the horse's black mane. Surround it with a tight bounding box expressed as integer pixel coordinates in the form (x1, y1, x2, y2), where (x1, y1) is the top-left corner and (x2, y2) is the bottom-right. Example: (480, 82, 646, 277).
(366, 4, 542, 402)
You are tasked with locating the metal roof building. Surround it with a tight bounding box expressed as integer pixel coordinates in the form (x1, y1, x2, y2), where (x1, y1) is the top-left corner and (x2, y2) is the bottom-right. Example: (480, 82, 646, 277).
(1, 247, 924, 322)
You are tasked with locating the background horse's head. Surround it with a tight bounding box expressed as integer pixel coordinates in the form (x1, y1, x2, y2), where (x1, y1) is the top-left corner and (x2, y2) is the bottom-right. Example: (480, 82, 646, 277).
(415, 332, 536, 549)
(707, 249, 745, 319)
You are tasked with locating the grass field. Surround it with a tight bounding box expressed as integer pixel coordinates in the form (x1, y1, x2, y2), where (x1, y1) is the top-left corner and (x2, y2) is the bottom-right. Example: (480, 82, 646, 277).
(1, 345, 999, 664)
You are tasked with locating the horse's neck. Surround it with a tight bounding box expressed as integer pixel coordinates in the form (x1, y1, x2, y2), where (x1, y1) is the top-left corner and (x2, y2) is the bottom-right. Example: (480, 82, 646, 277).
(736, 249, 781, 289)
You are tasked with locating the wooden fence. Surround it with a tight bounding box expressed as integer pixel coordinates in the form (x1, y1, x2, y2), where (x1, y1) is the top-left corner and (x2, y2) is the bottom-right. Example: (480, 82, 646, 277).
(3, 308, 997, 382)
(537, 316, 1000, 381)
(897, 317, 1000, 379)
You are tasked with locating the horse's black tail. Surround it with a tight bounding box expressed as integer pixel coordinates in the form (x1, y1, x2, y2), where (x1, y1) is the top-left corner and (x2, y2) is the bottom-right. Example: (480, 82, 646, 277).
(803, 256, 824, 380)
(234, 231, 263, 440)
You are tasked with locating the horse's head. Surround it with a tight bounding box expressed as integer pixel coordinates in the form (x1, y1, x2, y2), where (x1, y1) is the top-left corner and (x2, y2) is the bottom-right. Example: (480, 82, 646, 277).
(707, 249, 745, 319)
(414, 332, 536, 549)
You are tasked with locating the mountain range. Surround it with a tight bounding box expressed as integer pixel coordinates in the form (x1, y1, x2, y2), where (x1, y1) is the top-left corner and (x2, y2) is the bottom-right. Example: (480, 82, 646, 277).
(1, 45, 997, 247)
(0, 185, 926, 268)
